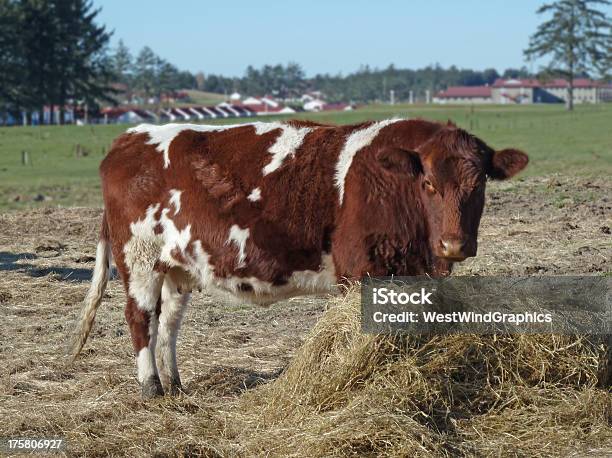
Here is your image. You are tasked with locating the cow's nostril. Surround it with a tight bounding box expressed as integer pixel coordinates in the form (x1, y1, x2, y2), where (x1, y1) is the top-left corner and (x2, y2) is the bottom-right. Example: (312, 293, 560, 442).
(439, 239, 468, 260)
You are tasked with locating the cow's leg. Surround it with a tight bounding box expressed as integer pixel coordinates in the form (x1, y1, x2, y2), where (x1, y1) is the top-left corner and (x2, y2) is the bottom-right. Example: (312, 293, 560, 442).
(156, 270, 190, 395)
(123, 269, 165, 398)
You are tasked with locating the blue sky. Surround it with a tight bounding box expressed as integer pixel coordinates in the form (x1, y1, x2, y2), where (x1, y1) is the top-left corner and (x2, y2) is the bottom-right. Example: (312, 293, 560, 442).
(94, 0, 610, 77)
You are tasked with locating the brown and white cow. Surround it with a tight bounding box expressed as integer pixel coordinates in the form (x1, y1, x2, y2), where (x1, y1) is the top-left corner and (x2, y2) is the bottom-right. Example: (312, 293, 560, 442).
(71, 118, 528, 397)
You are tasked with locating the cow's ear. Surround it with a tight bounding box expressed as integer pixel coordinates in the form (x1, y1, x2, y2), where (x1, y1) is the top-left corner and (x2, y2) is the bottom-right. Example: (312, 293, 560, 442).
(487, 148, 529, 180)
(376, 147, 423, 177)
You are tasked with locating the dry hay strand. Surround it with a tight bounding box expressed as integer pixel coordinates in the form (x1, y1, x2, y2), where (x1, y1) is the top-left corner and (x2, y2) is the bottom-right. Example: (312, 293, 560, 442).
(222, 285, 611, 457)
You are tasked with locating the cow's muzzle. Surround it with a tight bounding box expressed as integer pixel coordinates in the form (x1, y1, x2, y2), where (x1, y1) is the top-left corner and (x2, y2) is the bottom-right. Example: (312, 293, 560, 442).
(437, 238, 475, 262)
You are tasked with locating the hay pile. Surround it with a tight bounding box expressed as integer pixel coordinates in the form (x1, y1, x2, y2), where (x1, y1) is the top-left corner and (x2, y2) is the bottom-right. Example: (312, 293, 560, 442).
(220, 286, 611, 457)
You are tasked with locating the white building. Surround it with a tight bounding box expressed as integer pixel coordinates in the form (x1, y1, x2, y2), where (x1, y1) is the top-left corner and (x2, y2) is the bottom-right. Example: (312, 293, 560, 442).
(242, 96, 262, 105)
(261, 96, 280, 108)
(303, 99, 326, 111)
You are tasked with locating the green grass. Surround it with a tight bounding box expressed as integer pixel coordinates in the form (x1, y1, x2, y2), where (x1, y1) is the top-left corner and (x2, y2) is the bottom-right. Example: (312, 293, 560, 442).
(0, 103, 610, 210)
(182, 90, 227, 106)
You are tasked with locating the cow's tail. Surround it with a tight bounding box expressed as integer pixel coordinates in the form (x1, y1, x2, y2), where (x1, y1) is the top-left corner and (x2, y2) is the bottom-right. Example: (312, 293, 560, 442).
(69, 212, 111, 360)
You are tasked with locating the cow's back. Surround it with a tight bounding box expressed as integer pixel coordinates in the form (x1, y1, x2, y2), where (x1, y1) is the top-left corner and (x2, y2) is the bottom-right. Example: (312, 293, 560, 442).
(99, 122, 350, 302)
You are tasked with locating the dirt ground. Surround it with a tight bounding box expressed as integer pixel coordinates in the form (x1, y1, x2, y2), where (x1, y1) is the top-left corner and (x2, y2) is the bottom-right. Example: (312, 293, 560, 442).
(0, 175, 610, 456)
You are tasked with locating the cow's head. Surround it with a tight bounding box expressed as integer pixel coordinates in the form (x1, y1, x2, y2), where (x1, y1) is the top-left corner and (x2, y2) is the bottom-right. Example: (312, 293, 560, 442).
(411, 128, 528, 262)
(334, 124, 528, 279)
(373, 127, 528, 268)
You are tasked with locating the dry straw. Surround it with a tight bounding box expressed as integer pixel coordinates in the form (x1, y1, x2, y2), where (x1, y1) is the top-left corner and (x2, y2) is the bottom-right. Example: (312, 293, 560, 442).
(222, 285, 611, 457)
(1, 197, 610, 457)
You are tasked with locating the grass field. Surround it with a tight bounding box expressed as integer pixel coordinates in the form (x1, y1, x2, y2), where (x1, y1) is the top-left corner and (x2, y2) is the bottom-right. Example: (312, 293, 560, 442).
(0, 103, 610, 210)
(182, 89, 227, 106)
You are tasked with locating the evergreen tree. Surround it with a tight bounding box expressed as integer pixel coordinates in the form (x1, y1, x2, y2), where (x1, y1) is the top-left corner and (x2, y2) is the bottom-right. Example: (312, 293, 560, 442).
(195, 71, 205, 90)
(133, 46, 158, 100)
(156, 58, 180, 101)
(524, 0, 611, 110)
(2, 0, 112, 123)
(52, 0, 114, 123)
(112, 40, 133, 85)
(19, 0, 57, 121)
(0, 1, 23, 113)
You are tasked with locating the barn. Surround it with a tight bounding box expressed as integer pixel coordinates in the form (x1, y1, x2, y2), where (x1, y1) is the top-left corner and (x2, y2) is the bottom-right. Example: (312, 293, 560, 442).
(433, 86, 492, 104)
(435, 78, 612, 105)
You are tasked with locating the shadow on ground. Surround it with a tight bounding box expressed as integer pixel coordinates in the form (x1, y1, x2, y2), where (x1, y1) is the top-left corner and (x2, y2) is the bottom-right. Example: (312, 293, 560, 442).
(0, 251, 93, 282)
(189, 366, 285, 396)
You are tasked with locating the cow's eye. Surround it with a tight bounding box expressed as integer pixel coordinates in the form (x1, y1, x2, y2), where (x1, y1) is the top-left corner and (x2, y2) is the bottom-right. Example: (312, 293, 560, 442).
(423, 179, 437, 194)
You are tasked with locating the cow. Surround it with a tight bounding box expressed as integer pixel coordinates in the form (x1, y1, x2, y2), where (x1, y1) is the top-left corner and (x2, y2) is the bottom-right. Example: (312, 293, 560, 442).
(70, 118, 528, 398)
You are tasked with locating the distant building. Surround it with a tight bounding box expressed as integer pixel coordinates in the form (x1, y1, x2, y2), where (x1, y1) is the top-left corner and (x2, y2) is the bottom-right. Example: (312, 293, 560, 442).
(434, 78, 612, 105)
(278, 106, 297, 114)
(260, 96, 280, 108)
(494, 78, 612, 104)
(161, 108, 191, 121)
(96, 104, 256, 125)
(490, 79, 538, 104)
(246, 103, 296, 115)
(300, 91, 325, 102)
(102, 108, 157, 124)
(242, 96, 280, 108)
(303, 99, 326, 111)
(242, 96, 262, 105)
(434, 86, 492, 104)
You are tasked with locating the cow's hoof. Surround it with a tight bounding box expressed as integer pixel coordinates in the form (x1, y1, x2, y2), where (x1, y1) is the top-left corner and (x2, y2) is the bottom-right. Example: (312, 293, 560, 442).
(141, 376, 164, 399)
(167, 376, 184, 396)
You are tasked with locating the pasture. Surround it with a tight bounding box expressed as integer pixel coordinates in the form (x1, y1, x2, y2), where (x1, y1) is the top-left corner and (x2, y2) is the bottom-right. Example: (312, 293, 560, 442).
(0, 104, 610, 456)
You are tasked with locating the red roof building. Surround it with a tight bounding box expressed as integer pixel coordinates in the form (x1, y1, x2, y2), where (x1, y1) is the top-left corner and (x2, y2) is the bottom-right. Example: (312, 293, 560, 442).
(437, 86, 492, 98)
(434, 86, 492, 103)
(434, 78, 612, 104)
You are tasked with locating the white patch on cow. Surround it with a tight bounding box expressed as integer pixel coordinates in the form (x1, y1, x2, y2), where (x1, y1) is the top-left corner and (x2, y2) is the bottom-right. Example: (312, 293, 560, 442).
(124, 204, 162, 271)
(254, 122, 283, 135)
(127, 122, 288, 168)
(247, 187, 262, 202)
(124, 202, 193, 273)
(211, 252, 337, 306)
(168, 189, 182, 215)
(226, 224, 250, 268)
(262, 125, 312, 175)
(159, 208, 192, 266)
(137, 346, 158, 384)
(129, 271, 164, 312)
(334, 118, 403, 205)
(127, 123, 232, 168)
(157, 274, 190, 386)
(123, 204, 164, 310)
(288, 253, 336, 292)
(123, 201, 194, 310)
(188, 240, 215, 285)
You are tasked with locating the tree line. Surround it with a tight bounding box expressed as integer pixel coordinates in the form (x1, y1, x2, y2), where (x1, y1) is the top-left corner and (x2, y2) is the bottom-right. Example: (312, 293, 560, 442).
(202, 64, 532, 103)
(110, 40, 196, 103)
(108, 48, 535, 104)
